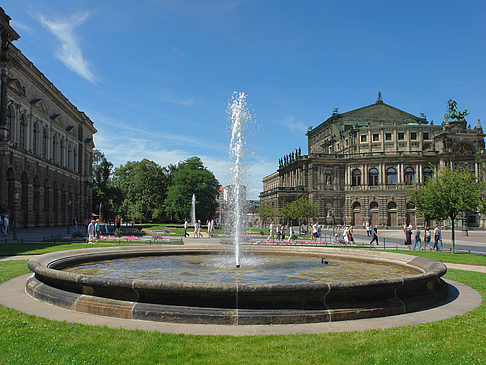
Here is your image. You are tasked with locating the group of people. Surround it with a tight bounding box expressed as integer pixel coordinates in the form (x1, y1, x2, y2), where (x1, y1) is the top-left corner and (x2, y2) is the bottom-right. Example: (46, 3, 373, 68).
(87, 219, 103, 243)
(0, 214, 9, 236)
(267, 222, 297, 242)
(403, 224, 442, 251)
(183, 218, 216, 239)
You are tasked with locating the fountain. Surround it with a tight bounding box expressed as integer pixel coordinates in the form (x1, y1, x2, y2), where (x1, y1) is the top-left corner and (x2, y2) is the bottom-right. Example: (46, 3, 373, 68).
(228, 91, 250, 268)
(24, 92, 449, 325)
(190, 194, 196, 226)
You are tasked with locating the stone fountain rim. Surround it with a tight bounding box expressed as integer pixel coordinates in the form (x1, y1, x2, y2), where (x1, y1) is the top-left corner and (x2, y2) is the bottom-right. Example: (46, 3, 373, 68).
(27, 245, 446, 291)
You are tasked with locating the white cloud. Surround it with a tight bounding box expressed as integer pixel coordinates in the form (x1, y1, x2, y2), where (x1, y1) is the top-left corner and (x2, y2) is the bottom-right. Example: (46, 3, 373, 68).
(38, 11, 96, 84)
(155, 91, 197, 106)
(92, 111, 272, 200)
(280, 115, 309, 135)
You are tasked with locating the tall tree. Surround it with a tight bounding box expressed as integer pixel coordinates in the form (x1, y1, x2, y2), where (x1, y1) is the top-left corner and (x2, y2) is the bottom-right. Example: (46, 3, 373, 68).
(409, 165, 486, 253)
(164, 157, 219, 222)
(258, 204, 277, 228)
(112, 159, 170, 222)
(92, 149, 117, 220)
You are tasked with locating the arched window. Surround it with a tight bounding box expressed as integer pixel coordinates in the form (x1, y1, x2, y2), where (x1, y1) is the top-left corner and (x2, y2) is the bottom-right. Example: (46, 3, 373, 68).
(33, 122, 39, 155)
(44, 179, 50, 211)
(388, 201, 397, 210)
(6, 105, 13, 141)
(404, 167, 415, 185)
(352, 169, 361, 186)
(386, 167, 397, 185)
(42, 127, 48, 158)
(60, 138, 65, 166)
(423, 167, 433, 182)
(68, 144, 73, 170)
(73, 146, 78, 172)
(52, 135, 58, 163)
(19, 115, 26, 149)
(369, 168, 379, 186)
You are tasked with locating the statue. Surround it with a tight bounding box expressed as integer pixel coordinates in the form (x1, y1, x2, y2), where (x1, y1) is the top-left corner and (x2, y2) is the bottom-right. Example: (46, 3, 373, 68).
(445, 99, 469, 121)
(298, 147, 301, 156)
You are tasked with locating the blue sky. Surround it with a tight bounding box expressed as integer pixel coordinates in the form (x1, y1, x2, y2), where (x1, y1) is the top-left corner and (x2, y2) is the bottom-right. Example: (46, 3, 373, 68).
(3, 1, 485, 199)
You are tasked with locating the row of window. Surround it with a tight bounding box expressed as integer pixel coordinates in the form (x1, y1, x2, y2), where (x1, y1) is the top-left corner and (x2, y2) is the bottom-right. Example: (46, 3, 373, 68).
(351, 167, 433, 186)
(360, 132, 430, 143)
(6, 105, 80, 171)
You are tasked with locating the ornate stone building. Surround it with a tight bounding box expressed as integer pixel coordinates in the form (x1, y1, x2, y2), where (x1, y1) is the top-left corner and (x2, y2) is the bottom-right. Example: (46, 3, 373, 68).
(260, 93, 485, 228)
(0, 8, 96, 227)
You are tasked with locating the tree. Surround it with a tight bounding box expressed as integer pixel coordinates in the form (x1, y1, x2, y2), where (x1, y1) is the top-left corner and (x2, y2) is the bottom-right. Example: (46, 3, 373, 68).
(258, 204, 277, 228)
(112, 159, 170, 222)
(92, 149, 118, 220)
(164, 157, 219, 222)
(409, 165, 486, 253)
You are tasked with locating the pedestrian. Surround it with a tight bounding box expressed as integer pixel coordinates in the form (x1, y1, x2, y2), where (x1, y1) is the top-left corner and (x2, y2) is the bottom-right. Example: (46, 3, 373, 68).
(424, 226, 432, 251)
(280, 224, 285, 240)
(433, 224, 442, 251)
(288, 224, 295, 243)
(197, 220, 203, 238)
(366, 222, 370, 237)
(3, 214, 9, 235)
(413, 226, 422, 251)
(0, 214, 3, 236)
(312, 222, 318, 242)
(95, 219, 101, 242)
(88, 219, 95, 243)
(276, 224, 281, 240)
(348, 226, 355, 244)
(268, 222, 274, 240)
(317, 223, 321, 242)
(184, 218, 189, 238)
(370, 225, 379, 245)
(404, 225, 412, 246)
(343, 226, 349, 244)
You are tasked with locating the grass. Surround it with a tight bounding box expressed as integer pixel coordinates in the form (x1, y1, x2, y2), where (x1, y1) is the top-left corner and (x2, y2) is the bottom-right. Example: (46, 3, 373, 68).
(0, 260, 484, 363)
(0, 241, 182, 256)
(374, 249, 486, 266)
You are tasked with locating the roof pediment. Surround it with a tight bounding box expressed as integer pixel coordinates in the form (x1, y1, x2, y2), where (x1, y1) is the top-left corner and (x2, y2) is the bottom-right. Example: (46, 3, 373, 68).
(30, 98, 48, 114)
(7, 78, 26, 96)
(339, 103, 424, 124)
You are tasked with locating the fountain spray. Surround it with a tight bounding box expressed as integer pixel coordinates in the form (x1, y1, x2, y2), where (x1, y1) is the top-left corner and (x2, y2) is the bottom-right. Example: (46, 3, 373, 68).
(229, 92, 250, 268)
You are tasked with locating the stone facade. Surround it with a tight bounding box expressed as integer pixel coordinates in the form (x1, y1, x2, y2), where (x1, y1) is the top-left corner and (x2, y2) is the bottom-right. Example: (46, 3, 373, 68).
(260, 94, 485, 228)
(0, 8, 96, 228)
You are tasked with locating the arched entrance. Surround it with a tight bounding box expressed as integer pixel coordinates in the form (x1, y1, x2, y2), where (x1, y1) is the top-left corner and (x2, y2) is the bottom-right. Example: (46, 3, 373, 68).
(21, 172, 29, 226)
(352, 202, 361, 226)
(387, 201, 397, 227)
(369, 202, 379, 227)
(406, 202, 416, 227)
(34, 176, 40, 227)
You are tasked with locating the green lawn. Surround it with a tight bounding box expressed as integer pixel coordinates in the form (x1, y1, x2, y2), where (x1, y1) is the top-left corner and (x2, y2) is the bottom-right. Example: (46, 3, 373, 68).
(0, 242, 182, 256)
(375, 249, 486, 266)
(0, 260, 484, 363)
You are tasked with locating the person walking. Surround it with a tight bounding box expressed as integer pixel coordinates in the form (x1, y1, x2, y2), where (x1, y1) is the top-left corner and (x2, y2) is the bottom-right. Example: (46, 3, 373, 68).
(404, 225, 412, 246)
(88, 219, 95, 243)
(183, 219, 189, 238)
(366, 222, 370, 237)
(3, 214, 9, 235)
(433, 224, 442, 251)
(268, 222, 274, 240)
(413, 226, 422, 251)
(370, 225, 379, 246)
(348, 226, 355, 244)
(288, 224, 295, 243)
(95, 219, 101, 242)
(424, 226, 432, 251)
(280, 224, 285, 240)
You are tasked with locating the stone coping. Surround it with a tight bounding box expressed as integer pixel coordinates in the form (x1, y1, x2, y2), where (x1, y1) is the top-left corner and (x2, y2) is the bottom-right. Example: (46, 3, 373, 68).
(26, 246, 448, 325)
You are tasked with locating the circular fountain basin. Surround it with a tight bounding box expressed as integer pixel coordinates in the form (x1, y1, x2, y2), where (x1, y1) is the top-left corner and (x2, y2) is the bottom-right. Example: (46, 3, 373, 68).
(26, 246, 448, 325)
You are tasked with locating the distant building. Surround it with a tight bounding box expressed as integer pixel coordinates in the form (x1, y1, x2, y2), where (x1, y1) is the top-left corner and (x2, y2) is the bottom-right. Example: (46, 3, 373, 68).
(0, 8, 97, 227)
(260, 94, 485, 228)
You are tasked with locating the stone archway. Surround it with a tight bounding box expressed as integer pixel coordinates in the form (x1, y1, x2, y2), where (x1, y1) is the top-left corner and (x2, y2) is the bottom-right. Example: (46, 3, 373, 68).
(352, 202, 361, 227)
(370, 202, 379, 227)
(387, 201, 397, 227)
